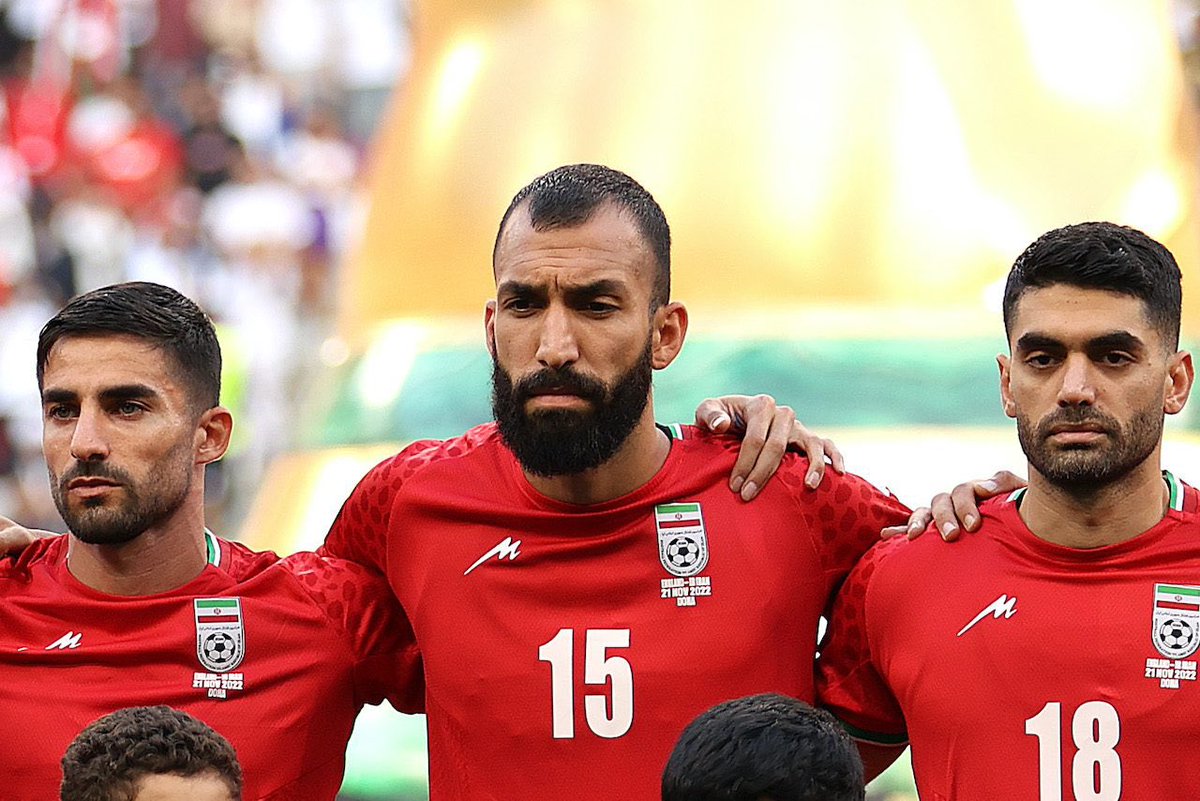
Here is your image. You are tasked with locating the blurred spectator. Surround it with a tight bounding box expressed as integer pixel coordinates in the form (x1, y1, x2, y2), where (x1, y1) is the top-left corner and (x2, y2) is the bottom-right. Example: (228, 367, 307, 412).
(0, 0, 408, 534)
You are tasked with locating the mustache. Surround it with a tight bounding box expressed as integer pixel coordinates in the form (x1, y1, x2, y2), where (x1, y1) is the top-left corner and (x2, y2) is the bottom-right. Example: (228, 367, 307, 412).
(59, 462, 132, 487)
(511, 367, 608, 404)
(1035, 407, 1119, 437)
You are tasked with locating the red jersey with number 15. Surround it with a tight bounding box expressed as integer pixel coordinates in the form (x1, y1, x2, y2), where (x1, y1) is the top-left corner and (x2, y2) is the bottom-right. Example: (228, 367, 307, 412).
(323, 422, 909, 801)
(817, 472, 1200, 801)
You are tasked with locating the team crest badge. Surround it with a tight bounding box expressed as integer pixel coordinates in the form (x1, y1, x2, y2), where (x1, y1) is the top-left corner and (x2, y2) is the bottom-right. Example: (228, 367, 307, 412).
(1152, 584, 1200, 659)
(195, 598, 245, 672)
(656, 502, 709, 577)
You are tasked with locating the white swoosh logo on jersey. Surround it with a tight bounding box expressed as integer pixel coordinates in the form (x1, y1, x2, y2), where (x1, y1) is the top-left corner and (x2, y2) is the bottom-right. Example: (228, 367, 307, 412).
(957, 594, 1017, 637)
(464, 536, 522, 575)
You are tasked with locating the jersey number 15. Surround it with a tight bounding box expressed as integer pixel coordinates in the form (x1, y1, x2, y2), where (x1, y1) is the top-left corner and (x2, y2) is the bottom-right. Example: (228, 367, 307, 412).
(539, 628, 634, 739)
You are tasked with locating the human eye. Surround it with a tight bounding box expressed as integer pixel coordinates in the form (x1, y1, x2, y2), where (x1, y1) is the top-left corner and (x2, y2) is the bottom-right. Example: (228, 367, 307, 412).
(1023, 352, 1057, 369)
(114, 400, 147, 417)
(504, 294, 540, 315)
(1098, 351, 1134, 367)
(45, 404, 77, 421)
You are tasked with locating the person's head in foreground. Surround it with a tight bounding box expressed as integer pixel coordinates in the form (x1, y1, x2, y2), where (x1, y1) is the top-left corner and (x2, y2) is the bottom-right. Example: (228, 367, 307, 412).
(661, 693, 865, 801)
(999, 221, 1192, 497)
(60, 705, 242, 801)
(486, 162, 687, 478)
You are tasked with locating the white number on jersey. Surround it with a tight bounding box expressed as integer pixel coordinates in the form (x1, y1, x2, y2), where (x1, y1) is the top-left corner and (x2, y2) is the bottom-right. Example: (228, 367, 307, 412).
(1024, 700, 1121, 801)
(538, 628, 634, 739)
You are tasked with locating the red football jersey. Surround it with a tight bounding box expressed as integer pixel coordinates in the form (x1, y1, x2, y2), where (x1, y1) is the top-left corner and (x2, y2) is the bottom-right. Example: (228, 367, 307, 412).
(323, 423, 909, 801)
(818, 472, 1200, 801)
(0, 533, 422, 801)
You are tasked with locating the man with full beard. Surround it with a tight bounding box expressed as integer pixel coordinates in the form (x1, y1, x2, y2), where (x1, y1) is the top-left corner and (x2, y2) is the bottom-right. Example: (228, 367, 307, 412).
(0, 282, 424, 799)
(322, 163, 911, 800)
(817, 222, 1200, 798)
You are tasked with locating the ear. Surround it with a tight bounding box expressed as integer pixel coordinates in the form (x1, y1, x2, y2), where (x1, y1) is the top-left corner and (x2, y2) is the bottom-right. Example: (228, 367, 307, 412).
(997, 353, 1017, 419)
(484, 300, 497, 359)
(651, 302, 688, 370)
(1164, 350, 1194, 415)
(195, 406, 233, 466)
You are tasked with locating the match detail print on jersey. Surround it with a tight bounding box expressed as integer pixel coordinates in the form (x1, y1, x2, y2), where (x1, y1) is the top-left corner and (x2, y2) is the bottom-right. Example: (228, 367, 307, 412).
(655, 502, 713, 607)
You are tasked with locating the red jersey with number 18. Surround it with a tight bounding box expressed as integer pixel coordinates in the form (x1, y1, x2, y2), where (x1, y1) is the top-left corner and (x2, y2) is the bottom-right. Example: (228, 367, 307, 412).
(323, 422, 909, 801)
(0, 533, 422, 801)
(817, 472, 1200, 801)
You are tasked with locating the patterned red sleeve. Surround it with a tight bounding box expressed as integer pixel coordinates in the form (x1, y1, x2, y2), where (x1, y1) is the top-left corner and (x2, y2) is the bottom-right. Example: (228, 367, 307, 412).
(778, 465, 910, 598)
(816, 537, 907, 745)
(285, 552, 425, 713)
(321, 441, 441, 572)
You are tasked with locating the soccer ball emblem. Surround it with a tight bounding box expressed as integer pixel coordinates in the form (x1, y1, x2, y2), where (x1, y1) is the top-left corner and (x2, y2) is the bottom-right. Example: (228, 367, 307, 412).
(666, 536, 700, 569)
(202, 633, 237, 668)
(1159, 618, 1195, 652)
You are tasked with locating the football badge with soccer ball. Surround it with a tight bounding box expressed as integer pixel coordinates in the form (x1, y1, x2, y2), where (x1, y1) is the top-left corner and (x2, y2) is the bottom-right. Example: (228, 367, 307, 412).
(195, 598, 246, 672)
(1145, 584, 1200, 690)
(655, 502, 714, 608)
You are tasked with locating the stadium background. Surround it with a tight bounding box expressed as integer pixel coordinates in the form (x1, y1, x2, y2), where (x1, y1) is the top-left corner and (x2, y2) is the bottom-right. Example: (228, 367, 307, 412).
(3, 1, 1200, 798)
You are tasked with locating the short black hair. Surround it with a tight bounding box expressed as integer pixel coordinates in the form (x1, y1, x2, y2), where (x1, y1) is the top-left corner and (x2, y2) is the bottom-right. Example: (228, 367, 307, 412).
(662, 694, 865, 801)
(493, 163, 672, 307)
(1002, 221, 1182, 349)
(37, 282, 222, 412)
(60, 705, 243, 801)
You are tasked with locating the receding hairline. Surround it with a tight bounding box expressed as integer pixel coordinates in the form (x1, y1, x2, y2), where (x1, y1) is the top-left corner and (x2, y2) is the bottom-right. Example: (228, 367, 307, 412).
(492, 199, 659, 274)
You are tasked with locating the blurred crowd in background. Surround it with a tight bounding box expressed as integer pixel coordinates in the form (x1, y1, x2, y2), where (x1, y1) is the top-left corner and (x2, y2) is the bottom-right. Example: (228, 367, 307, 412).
(0, 0, 412, 532)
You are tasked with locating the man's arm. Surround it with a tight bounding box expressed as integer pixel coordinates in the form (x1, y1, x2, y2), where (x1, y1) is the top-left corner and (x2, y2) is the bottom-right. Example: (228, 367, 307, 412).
(694, 394, 845, 500)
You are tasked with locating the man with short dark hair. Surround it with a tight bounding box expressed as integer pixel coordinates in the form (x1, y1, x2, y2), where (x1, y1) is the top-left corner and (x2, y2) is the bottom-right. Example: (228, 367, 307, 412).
(662, 694, 864, 801)
(818, 221, 1200, 797)
(0, 282, 422, 799)
(61, 705, 243, 801)
(323, 163, 911, 799)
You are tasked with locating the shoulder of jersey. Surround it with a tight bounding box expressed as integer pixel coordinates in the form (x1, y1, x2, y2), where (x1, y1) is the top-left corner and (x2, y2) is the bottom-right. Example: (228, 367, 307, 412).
(0, 533, 66, 580)
(367, 422, 503, 486)
(672, 424, 814, 481)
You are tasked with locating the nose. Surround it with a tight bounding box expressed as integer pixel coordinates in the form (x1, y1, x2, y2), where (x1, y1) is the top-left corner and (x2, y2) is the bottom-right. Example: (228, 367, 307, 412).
(535, 304, 580, 370)
(1057, 354, 1097, 408)
(69, 407, 110, 462)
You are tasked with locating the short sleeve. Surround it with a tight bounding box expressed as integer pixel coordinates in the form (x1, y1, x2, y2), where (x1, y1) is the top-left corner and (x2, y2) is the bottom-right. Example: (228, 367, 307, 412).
(286, 552, 424, 713)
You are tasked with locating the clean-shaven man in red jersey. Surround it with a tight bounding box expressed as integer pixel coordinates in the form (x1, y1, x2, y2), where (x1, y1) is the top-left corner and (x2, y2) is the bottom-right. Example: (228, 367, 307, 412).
(818, 221, 1200, 799)
(322, 163, 912, 800)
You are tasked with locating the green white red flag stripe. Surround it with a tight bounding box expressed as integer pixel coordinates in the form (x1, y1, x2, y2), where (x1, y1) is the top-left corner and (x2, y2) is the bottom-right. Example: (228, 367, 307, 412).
(1156, 584, 1200, 612)
(195, 598, 241, 621)
(656, 503, 702, 528)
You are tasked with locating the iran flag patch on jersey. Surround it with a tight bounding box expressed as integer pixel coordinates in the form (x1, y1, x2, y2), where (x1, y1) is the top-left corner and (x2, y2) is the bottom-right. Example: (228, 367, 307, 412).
(195, 598, 246, 673)
(655, 502, 709, 578)
(1152, 584, 1200, 659)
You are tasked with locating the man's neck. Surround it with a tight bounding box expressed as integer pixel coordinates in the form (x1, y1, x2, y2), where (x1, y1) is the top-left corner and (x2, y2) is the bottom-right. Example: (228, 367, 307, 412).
(66, 506, 210, 596)
(524, 414, 672, 506)
(1019, 458, 1169, 549)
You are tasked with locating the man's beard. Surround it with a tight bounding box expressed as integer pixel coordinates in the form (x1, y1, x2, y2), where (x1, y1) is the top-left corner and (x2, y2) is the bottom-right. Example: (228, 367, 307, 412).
(50, 448, 193, 545)
(1017, 404, 1162, 493)
(492, 340, 654, 477)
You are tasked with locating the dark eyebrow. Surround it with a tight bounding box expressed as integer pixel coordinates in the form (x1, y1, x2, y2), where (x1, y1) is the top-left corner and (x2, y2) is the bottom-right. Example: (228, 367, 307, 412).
(1016, 331, 1145, 353)
(496, 280, 545, 299)
(562, 279, 626, 303)
(42, 385, 160, 405)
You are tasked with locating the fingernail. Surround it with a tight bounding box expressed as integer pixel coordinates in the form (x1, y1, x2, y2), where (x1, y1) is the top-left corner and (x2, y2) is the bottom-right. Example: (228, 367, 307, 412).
(940, 522, 957, 539)
(979, 479, 998, 492)
(740, 481, 758, 501)
(730, 476, 744, 493)
(709, 413, 730, 430)
(964, 514, 977, 529)
(805, 472, 819, 489)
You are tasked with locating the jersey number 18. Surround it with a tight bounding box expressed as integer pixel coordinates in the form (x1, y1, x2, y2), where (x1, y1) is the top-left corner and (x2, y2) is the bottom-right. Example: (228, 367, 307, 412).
(539, 628, 634, 739)
(1024, 700, 1121, 801)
